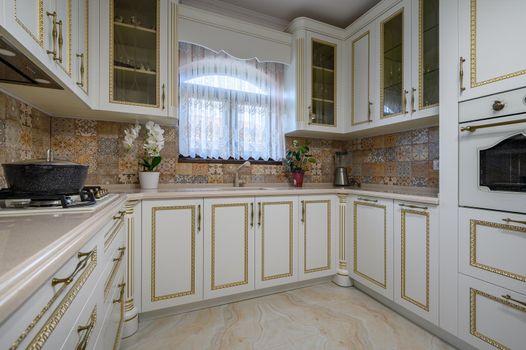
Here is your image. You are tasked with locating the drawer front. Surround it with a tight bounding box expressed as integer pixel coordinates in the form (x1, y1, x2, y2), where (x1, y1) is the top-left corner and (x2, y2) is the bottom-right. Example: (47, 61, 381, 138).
(459, 207, 526, 294)
(0, 233, 102, 350)
(459, 274, 526, 350)
(98, 276, 125, 350)
(103, 208, 127, 260)
(459, 86, 526, 123)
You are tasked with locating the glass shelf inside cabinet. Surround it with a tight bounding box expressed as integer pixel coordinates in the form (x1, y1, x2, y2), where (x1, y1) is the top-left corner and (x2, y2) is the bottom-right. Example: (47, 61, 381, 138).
(310, 40, 336, 126)
(112, 0, 159, 107)
(381, 11, 403, 118)
(420, 0, 439, 108)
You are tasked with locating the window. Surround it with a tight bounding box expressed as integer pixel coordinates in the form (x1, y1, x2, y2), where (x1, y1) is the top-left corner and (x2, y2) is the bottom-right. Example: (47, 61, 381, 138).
(178, 42, 285, 162)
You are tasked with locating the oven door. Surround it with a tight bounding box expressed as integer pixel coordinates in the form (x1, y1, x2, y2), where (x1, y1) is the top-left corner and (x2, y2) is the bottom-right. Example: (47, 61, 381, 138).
(459, 114, 526, 213)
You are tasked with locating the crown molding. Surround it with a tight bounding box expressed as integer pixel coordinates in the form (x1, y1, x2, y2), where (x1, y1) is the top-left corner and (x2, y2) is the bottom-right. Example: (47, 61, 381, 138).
(344, 0, 401, 39)
(286, 17, 347, 40)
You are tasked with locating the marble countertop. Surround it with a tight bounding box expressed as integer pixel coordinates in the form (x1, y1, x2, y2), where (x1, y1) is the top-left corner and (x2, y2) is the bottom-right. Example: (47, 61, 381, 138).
(0, 184, 437, 323)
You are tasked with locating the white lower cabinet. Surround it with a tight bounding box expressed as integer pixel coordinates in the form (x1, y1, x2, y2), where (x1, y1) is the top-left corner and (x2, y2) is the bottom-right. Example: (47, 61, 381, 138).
(459, 274, 526, 350)
(141, 199, 204, 312)
(299, 196, 337, 280)
(394, 201, 439, 324)
(255, 196, 299, 289)
(350, 196, 394, 299)
(204, 197, 255, 299)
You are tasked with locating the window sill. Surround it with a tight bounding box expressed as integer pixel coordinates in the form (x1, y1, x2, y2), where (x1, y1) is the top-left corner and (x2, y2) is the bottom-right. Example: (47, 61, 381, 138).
(178, 156, 283, 166)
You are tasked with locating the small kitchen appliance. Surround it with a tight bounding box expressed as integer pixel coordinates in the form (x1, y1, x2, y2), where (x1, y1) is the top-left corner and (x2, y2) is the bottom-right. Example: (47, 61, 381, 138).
(334, 152, 350, 186)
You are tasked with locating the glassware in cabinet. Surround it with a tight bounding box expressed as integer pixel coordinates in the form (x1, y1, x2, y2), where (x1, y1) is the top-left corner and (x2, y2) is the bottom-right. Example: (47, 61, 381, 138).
(310, 40, 336, 127)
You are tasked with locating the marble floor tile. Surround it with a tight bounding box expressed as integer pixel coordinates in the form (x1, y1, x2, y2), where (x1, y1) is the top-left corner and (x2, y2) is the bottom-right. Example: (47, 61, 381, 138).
(120, 283, 455, 350)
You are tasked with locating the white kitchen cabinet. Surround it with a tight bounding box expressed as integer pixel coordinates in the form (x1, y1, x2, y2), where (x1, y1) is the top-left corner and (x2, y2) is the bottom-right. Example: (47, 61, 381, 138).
(458, 0, 526, 101)
(459, 274, 526, 350)
(141, 199, 203, 311)
(255, 196, 299, 289)
(394, 201, 439, 324)
(204, 197, 255, 299)
(72, 0, 90, 96)
(299, 195, 337, 280)
(350, 196, 394, 299)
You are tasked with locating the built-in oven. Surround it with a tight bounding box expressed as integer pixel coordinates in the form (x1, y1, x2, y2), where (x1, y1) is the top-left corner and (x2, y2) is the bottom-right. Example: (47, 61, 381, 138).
(459, 89, 526, 213)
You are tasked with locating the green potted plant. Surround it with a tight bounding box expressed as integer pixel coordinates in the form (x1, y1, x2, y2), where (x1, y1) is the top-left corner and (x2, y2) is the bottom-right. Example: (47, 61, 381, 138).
(285, 140, 317, 187)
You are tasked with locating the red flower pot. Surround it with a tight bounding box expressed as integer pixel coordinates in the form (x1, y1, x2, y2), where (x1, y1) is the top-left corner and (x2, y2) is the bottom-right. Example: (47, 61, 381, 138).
(291, 172, 304, 187)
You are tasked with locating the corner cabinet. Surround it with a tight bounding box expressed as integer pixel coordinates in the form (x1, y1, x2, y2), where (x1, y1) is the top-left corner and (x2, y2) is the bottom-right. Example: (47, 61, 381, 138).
(458, 0, 526, 101)
(99, 0, 174, 118)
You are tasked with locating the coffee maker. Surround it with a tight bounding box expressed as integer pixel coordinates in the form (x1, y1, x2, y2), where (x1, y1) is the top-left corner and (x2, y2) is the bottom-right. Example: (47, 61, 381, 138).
(334, 152, 349, 186)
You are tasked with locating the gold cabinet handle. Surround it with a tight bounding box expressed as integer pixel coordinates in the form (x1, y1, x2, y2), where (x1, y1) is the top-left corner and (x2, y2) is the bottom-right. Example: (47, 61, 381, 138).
(411, 88, 416, 113)
(460, 57, 466, 92)
(52, 248, 95, 287)
(250, 203, 254, 227)
(403, 90, 409, 114)
(76, 309, 96, 350)
(399, 203, 428, 211)
(258, 203, 262, 226)
(113, 210, 126, 220)
(502, 294, 526, 307)
(502, 218, 526, 226)
(197, 204, 201, 232)
(358, 197, 378, 203)
(46, 11, 58, 59)
(162, 84, 166, 110)
(113, 283, 126, 304)
(55, 19, 63, 63)
(301, 200, 305, 223)
(113, 247, 126, 262)
(76, 53, 85, 87)
(492, 100, 505, 112)
(368, 102, 373, 122)
(460, 118, 526, 132)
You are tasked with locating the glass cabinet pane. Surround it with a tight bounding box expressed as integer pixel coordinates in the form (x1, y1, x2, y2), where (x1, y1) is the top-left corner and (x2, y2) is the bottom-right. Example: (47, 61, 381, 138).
(111, 0, 159, 107)
(311, 40, 336, 126)
(381, 11, 404, 118)
(420, 0, 439, 108)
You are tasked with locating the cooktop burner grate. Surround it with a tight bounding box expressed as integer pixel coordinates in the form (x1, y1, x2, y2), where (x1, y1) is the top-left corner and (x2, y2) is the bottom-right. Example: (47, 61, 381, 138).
(0, 188, 98, 208)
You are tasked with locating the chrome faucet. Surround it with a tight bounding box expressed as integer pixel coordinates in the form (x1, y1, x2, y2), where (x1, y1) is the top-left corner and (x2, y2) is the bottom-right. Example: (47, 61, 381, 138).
(234, 161, 251, 187)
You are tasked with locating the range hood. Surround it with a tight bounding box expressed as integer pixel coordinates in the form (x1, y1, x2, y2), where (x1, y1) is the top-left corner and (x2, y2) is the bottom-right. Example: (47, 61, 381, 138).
(0, 36, 62, 89)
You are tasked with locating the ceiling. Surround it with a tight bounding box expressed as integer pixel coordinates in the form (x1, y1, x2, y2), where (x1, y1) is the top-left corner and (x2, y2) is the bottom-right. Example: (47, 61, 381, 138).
(182, 0, 382, 29)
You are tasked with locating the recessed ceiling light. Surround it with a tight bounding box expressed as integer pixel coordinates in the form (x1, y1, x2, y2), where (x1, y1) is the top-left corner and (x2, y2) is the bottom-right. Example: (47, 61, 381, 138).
(0, 48, 16, 57)
(34, 78, 51, 84)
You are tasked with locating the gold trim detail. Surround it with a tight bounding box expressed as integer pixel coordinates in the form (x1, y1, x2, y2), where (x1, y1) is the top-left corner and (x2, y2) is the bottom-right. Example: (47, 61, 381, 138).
(310, 39, 337, 128)
(14, 0, 44, 47)
(261, 201, 294, 281)
(23, 249, 97, 350)
(470, 0, 526, 88)
(104, 247, 125, 300)
(79, 0, 89, 93)
(303, 200, 332, 273)
(353, 201, 387, 288)
(400, 208, 430, 311)
(380, 8, 405, 119)
(469, 219, 526, 282)
(351, 31, 371, 125)
(109, 0, 161, 108)
(105, 218, 125, 252)
(76, 306, 97, 349)
(113, 279, 125, 350)
(211, 203, 249, 289)
(470, 288, 526, 350)
(296, 38, 304, 123)
(151, 206, 196, 301)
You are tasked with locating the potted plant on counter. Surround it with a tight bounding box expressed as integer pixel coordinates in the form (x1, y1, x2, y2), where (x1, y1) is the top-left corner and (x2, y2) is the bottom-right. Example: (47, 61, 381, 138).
(123, 121, 165, 189)
(285, 140, 317, 188)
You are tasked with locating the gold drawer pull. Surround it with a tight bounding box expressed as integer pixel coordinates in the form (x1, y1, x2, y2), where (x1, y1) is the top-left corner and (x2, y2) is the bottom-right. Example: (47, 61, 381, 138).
(113, 210, 126, 220)
(113, 247, 126, 262)
(113, 283, 126, 304)
(301, 200, 305, 223)
(250, 203, 254, 227)
(459, 57, 466, 92)
(52, 249, 95, 287)
(502, 294, 526, 307)
(460, 118, 526, 132)
(258, 202, 262, 226)
(76, 309, 96, 350)
(76, 53, 85, 87)
(46, 11, 58, 59)
(503, 218, 526, 226)
(55, 19, 63, 63)
(357, 197, 378, 203)
(399, 203, 428, 211)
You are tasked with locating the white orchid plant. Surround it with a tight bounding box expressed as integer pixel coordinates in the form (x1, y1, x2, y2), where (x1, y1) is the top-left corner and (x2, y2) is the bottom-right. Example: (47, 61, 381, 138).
(123, 121, 165, 172)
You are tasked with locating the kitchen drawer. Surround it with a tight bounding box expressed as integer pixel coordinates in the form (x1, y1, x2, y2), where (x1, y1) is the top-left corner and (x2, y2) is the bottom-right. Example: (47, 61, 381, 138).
(459, 274, 526, 350)
(94, 276, 125, 350)
(459, 86, 526, 123)
(459, 207, 526, 295)
(103, 207, 127, 260)
(0, 233, 103, 350)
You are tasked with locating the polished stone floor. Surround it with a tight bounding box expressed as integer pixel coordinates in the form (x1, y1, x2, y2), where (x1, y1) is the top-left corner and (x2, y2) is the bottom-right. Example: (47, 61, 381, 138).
(121, 283, 455, 350)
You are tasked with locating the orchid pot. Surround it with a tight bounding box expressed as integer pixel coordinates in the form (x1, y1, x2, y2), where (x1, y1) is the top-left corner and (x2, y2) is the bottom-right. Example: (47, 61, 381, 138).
(139, 171, 160, 189)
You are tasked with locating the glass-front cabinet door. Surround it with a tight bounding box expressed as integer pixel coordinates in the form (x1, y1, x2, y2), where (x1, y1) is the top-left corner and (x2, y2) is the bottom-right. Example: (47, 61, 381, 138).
(309, 39, 336, 127)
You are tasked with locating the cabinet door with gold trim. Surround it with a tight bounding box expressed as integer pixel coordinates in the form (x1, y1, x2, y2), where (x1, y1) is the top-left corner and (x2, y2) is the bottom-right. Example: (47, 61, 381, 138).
(141, 199, 204, 312)
(350, 196, 394, 299)
(394, 201, 438, 324)
(204, 197, 255, 299)
(459, 0, 526, 101)
(255, 196, 299, 289)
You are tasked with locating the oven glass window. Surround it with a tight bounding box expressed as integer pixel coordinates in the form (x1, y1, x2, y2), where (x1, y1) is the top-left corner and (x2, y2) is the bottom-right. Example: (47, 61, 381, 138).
(480, 133, 526, 192)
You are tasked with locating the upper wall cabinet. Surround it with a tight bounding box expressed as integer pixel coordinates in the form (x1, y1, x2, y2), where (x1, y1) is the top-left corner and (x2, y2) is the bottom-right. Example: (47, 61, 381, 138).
(99, 0, 172, 117)
(459, 0, 526, 101)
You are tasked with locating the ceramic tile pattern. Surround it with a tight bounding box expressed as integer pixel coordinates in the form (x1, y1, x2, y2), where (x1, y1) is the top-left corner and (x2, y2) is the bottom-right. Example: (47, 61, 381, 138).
(120, 283, 455, 350)
(0, 92, 438, 188)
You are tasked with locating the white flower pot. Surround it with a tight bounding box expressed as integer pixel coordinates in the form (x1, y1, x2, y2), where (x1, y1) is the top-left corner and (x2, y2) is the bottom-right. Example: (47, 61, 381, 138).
(139, 171, 160, 189)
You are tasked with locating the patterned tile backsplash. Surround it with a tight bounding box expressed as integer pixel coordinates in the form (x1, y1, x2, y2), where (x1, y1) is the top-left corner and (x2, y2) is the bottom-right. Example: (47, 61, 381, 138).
(0, 91, 439, 188)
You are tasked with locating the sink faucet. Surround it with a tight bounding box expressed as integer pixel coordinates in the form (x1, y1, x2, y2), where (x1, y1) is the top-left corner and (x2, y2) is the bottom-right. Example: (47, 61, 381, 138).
(234, 161, 251, 187)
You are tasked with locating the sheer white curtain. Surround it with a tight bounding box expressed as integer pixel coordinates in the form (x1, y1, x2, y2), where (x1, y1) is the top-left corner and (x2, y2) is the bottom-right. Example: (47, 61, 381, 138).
(178, 42, 285, 161)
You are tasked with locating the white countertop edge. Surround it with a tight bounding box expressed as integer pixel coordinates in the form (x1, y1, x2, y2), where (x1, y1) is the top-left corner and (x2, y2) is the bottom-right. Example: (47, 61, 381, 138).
(0, 195, 127, 324)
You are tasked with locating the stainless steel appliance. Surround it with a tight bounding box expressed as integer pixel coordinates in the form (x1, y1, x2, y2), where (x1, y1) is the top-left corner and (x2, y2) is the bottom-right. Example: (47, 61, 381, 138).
(459, 88, 526, 213)
(334, 152, 349, 186)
